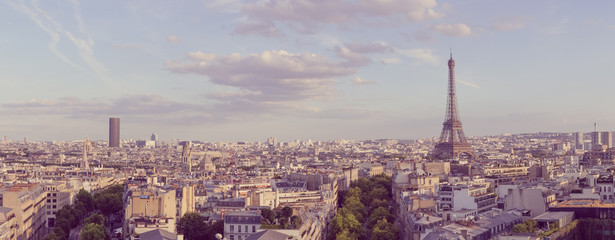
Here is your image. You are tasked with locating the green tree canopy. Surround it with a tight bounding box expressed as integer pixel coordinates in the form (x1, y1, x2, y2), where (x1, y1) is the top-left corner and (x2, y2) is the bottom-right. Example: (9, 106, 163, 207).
(367, 207, 393, 229)
(94, 193, 123, 216)
(84, 213, 105, 226)
(291, 215, 302, 229)
(281, 206, 293, 220)
(260, 208, 276, 224)
(327, 208, 365, 240)
(80, 223, 108, 240)
(76, 189, 95, 211)
(343, 196, 366, 223)
(370, 218, 397, 240)
(177, 212, 207, 240)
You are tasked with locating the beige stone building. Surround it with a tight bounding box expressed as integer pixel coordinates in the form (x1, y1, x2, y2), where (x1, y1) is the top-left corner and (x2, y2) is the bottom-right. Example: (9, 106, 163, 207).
(124, 187, 177, 237)
(0, 206, 16, 240)
(41, 182, 72, 228)
(0, 183, 47, 240)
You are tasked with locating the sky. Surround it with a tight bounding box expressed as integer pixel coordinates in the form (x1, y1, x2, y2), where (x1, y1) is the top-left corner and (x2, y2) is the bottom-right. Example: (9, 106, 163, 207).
(1, 0, 615, 142)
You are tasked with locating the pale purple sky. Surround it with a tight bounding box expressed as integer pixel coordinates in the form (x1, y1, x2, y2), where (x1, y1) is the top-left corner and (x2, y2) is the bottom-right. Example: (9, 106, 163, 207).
(1, 0, 614, 141)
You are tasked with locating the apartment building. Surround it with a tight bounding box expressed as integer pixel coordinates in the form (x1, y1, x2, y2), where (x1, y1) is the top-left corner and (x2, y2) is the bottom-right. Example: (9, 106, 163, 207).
(439, 183, 497, 214)
(224, 211, 261, 240)
(41, 182, 72, 228)
(0, 183, 46, 240)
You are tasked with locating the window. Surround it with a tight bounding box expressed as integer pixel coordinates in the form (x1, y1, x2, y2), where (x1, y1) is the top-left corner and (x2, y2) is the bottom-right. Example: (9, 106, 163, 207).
(230, 235, 234, 240)
(230, 225, 234, 232)
(53, 205, 56, 209)
(47, 199, 50, 203)
(245, 225, 248, 233)
(238, 225, 241, 232)
(252, 226, 256, 232)
(52, 199, 56, 203)
(53, 193, 56, 197)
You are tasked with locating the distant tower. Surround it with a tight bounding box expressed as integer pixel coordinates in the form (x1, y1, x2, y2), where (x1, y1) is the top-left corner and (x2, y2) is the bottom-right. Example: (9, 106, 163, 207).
(575, 132, 584, 150)
(82, 137, 93, 169)
(181, 141, 192, 173)
(109, 117, 120, 147)
(151, 134, 158, 141)
(433, 51, 476, 159)
(591, 123, 601, 150)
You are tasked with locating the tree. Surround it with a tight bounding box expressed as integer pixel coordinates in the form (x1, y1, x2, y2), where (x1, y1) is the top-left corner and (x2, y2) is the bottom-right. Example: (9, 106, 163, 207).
(367, 207, 393, 229)
(43, 227, 66, 240)
(291, 215, 303, 229)
(369, 199, 388, 212)
(512, 223, 528, 233)
(525, 219, 538, 231)
(80, 223, 108, 240)
(260, 208, 276, 224)
(73, 201, 87, 223)
(205, 220, 224, 240)
(55, 218, 71, 236)
(76, 189, 95, 211)
(346, 187, 362, 200)
(343, 197, 366, 223)
(370, 218, 397, 240)
(365, 187, 388, 207)
(177, 212, 207, 240)
(327, 208, 365, 240)
(95, 193, 123, 216)
(352, 178, 373, 196)
(335, 229, 358, 240)
(85, 213, 105, 226)
(281, 206, 293, 220)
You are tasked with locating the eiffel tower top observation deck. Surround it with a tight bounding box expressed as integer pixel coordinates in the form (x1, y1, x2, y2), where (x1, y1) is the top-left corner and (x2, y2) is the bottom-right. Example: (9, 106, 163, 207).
(433, 51, 475, 160)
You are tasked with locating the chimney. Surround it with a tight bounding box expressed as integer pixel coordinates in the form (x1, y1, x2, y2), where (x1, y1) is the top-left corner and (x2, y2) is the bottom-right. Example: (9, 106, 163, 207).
(461, 229, 468, 240)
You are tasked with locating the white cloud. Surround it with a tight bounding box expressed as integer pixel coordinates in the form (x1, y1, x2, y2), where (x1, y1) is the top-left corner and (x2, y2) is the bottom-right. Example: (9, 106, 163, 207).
(381, 58, 401, 64)
(428, 23, 472, 37)
(187, 51, 216, 61)
(344, 41, 393, 54)
(352, 76, 375, 86)
(167, 35, 181, 43)
(457, 79, 480, 88)
(236, 0, 443, 36)
(397, 48, 439, 65)
(167, 50, 357, 103)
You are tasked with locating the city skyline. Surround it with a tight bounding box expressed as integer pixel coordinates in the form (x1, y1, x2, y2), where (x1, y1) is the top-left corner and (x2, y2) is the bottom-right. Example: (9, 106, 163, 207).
(2, 1, 615, 141)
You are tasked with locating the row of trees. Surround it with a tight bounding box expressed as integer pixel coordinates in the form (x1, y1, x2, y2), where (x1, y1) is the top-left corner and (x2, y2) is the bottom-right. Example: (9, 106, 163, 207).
(260, 206, 302, 229)
(176, 212, 224, 240)
(328, 174, 398, 240)
(43, 184, 125, 240)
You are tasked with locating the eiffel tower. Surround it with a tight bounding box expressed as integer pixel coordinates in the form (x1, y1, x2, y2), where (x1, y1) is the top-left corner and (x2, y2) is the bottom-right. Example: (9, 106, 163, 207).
(433, 51, 476, 160)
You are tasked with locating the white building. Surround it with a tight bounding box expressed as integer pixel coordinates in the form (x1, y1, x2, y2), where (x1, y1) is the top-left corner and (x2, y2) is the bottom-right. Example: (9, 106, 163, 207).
(439, 183, 497, 214)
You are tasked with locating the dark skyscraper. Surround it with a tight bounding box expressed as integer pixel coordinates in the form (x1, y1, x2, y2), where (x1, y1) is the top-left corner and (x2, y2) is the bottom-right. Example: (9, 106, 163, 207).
(433, 52, 475, 159)
(109, 117, 120, 147)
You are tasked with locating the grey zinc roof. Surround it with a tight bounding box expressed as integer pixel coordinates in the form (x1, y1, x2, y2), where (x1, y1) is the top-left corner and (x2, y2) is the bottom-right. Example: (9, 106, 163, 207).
(224, 211, 262, 224)
(139, 229, 177, 240)
(0, 206, 13, 214)
(244, 230, 291, 240)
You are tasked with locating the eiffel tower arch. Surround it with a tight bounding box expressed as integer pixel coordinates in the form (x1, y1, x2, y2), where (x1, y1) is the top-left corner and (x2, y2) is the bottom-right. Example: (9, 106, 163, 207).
(433, 52, 476, 160)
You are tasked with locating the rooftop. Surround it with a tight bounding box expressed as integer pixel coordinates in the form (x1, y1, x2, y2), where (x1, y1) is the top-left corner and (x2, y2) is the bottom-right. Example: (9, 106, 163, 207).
(553, 199, 615, 208)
